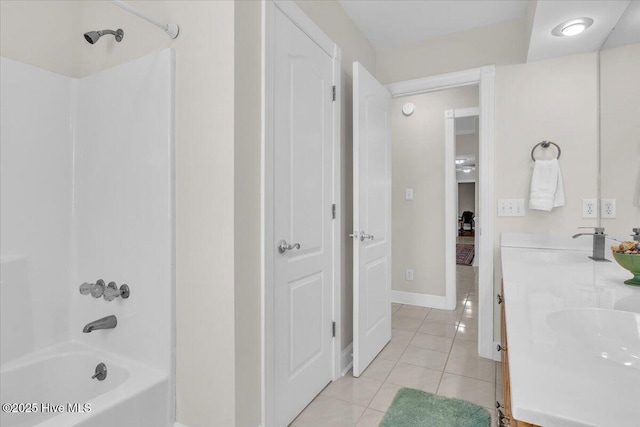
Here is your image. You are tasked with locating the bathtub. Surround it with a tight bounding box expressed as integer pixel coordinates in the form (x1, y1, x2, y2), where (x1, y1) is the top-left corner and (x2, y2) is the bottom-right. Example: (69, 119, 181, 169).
(1, 341, 169, 427)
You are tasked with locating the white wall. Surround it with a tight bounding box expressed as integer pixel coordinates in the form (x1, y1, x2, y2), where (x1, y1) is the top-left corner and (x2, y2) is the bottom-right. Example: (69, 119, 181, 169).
(71, 50, 173, 378)
(0, 1, 82, 77)
(0, 58, 74, 364)
(391, 87, 479, 297)
(233, 1, 262, 426)
(600, 43, 640, 233)
(376, 19, 527, 84)
(493, 52, 599, 335)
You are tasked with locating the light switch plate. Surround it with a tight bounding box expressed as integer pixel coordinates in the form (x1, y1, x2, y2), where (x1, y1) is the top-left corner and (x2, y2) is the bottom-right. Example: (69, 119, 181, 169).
(405, 188, 414, 200)
(497, 199, 525, 217)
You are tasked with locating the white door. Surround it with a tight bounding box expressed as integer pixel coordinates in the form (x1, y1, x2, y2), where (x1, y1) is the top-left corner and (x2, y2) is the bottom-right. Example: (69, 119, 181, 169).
(273, 7, 335, 426)
(352, 62, 392, 377)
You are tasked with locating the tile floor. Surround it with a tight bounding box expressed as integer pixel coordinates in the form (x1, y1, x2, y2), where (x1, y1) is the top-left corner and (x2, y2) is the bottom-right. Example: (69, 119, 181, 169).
(290, 263, 502, 426)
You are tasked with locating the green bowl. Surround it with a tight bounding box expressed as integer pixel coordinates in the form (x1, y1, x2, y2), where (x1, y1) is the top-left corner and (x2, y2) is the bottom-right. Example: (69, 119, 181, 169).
(612, 251, 640, 286)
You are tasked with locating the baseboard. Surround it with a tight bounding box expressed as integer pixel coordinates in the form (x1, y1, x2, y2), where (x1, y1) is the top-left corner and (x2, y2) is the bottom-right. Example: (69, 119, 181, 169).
(392, 290, 448, 309)
(341, 342, 353, 376)
(493, 341, 502, 362)
(174, 423, 188, 427)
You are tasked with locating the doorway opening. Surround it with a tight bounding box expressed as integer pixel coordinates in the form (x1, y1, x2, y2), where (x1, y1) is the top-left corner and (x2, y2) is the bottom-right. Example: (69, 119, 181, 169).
(387, 67, 495, 361)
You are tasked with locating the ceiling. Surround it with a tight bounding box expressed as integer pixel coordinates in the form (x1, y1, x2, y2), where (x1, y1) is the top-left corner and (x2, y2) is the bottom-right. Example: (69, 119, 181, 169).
(527, 1, 631, 62)
(338, 0, 637, 61)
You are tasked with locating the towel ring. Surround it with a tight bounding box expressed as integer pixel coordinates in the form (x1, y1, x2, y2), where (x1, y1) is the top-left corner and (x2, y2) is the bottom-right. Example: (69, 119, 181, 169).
(531, 140, 561, 162)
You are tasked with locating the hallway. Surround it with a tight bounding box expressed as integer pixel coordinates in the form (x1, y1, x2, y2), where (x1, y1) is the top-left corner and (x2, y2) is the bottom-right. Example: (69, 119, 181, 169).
(291, 265, 500, 426)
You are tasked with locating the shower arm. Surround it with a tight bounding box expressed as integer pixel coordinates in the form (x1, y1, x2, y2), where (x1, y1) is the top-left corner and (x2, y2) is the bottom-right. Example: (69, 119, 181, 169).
(110, 0, 179, 39)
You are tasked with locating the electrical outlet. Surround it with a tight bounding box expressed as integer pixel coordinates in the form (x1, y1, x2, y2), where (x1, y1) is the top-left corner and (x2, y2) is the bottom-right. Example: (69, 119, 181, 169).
(405, 188, 414, 200)
(405, 268, 414, 281)
(601, 199, 616, 219)
(497, 199, 525, 217)
(582, 199, 597, 218)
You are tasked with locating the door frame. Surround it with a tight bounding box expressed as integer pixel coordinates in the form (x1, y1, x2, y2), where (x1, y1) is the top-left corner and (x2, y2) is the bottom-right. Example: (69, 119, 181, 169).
(386, 66, 495, 360)
(262, 1, 342, 426)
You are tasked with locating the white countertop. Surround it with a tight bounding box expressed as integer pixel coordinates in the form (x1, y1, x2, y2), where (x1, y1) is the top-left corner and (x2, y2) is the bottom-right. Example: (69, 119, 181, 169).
(501, 233, 640, 427)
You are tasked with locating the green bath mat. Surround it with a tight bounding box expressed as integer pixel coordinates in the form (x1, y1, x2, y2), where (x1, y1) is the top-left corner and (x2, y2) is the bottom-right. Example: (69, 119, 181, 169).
(380, 388, 491, 427)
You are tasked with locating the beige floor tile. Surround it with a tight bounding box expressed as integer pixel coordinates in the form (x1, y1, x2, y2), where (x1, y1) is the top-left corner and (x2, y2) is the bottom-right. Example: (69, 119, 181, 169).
(462, 308, 476, 318)
(392, 312, 425, 331)
(321, 374, 383, 407)
(385, 362, 442, 393)
(354, 408, 385, 427)
(392, 303, 402, 314)
(391, 328, 415, 346)
(418, 320, 458, 338)
(399, 346, 449, 371)
(455, 325, 478, 342)
(410, 332, 454, 353)
(437, 373, 496, 408)
(457, 317, 478, 330)
(445, 354, 496, 382)
(361, 357, 396, 382)
(425, 311, 462, 325)
(429, 307, 464, 315)
(291, 395, 366, 427)
(450, 338, 479, 357)
(397, 304, 431, 315)
(368, 382, 402, 413)
(378, 342, 407, 361)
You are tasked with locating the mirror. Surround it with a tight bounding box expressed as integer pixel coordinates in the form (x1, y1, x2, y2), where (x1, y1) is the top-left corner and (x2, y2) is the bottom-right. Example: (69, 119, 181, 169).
(599, 2, 640, 236)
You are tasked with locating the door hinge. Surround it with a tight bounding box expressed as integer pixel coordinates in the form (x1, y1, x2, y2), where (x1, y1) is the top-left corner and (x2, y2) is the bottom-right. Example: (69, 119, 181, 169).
(332, 321, 336, 338)
(332, 203, 336, 219)
(332, 85, 336, 101)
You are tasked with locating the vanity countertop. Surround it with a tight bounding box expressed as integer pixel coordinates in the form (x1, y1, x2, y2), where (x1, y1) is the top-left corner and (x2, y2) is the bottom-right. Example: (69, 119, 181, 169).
(500, 233, 640, 427)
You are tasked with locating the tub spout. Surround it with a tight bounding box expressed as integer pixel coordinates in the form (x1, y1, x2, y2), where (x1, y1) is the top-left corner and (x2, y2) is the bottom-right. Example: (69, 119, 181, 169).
(83, 315, 117, 333)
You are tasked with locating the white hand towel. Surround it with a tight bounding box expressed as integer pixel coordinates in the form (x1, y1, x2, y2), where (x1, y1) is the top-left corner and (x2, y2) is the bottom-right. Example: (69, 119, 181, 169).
(529, 159, 565, 211)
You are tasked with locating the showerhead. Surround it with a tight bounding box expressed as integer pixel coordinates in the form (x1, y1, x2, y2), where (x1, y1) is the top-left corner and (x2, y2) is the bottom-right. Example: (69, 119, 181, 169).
(84, 29, 124, 44)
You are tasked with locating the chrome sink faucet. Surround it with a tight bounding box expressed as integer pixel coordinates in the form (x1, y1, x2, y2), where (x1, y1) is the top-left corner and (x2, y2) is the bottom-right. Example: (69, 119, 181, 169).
(83, 315, 117, 333)
(572, 227, 610, 262)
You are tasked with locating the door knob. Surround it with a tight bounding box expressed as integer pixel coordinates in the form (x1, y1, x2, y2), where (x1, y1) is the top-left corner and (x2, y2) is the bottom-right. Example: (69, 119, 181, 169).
(360, 232, 374, 242)
(349, 231, 359, 239)
(277, 239, 301, 254)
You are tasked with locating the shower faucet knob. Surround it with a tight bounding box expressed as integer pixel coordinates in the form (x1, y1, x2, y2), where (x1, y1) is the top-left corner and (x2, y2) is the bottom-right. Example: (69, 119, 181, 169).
(91, 279, 105, 298)
(79, 282, 93, 295)
(103, 282, 131, 301)
(103, 282, 120, 301)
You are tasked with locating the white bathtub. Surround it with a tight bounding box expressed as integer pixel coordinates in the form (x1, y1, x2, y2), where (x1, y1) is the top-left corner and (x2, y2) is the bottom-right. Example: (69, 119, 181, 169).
(1, 341, 169, 427)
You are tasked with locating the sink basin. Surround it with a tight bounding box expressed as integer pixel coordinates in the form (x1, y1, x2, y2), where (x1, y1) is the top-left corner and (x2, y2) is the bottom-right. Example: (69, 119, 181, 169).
(520, 250, 593, 265)
(547, 308, 640, 369)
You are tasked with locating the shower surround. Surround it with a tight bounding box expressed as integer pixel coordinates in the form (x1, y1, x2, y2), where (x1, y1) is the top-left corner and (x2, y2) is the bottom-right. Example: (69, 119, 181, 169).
(0, 49, 175, 427)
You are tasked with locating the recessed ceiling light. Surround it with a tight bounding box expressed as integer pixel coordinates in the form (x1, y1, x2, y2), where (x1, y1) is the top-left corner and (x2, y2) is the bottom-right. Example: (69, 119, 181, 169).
(551, 17, 594, 37)
(455, 159, 465, 164)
